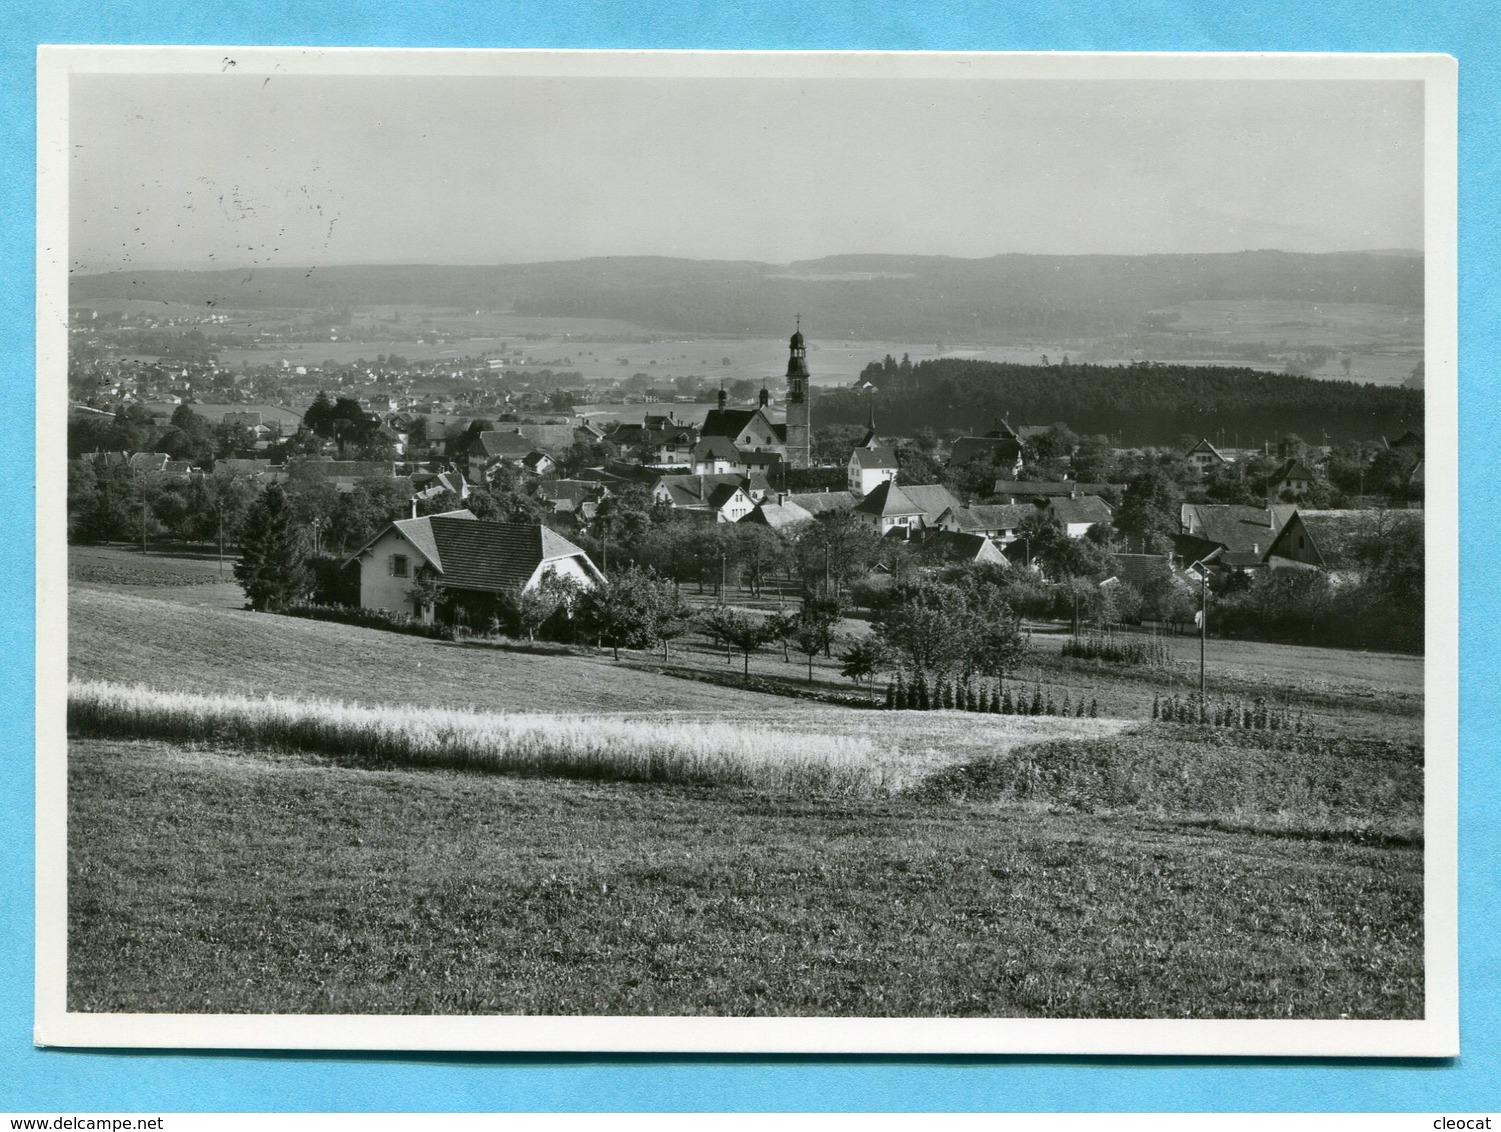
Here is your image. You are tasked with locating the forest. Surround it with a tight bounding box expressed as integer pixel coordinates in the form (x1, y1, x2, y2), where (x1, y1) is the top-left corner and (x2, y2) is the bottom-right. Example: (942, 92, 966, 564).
(822, 357, 1423, 446)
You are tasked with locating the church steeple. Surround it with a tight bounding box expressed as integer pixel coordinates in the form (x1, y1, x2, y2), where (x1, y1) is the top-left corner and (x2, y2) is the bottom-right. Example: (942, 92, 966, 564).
(787, 313, 809, 391)
(783, 316, 811, 469)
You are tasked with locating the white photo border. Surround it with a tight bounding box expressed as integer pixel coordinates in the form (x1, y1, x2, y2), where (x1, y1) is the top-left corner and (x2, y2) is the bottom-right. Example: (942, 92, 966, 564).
(34, 46, 1460, 1057)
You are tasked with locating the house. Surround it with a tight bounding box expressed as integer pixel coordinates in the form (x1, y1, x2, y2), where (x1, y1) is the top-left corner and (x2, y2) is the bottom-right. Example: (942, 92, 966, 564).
(468, 430, 537, 467)
(1046, 494, 1113, 538)
(699, 387, 787, 457)
(898, 484, 965, 530)
(692, 436, 740, 476)
(743, 495, 818, 531)
(1267, 458, 1315, 500)
(912, 530, 1009, 568)
(853, 480, 925, 536)
(1174, 503, 1325, 576)
(346, 510, 604, 620)
(1185, 438, 1231, 478)
(934, 502, 1038, 543)
(848, 445, 899, 497)
(539, 478, 609, 521)
(521, 451, 556, 477)
(650, 473, 760, 521)
(948, 423, 1024, 476)
(411, 469, 471, 506)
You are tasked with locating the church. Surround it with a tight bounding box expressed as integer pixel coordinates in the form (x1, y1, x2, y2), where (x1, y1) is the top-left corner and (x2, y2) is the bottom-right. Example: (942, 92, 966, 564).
(696, 321, 813, 471)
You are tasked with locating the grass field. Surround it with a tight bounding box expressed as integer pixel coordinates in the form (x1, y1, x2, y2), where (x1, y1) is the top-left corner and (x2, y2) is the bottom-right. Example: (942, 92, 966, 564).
(69, 737, 1421, 1017)
(64, 561, 1426, 1018)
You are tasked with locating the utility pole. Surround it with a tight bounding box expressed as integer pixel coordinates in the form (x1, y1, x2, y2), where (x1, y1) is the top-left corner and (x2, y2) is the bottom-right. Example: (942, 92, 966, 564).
(141, 499, 148, 556)
(1199, 570, 1208, 719)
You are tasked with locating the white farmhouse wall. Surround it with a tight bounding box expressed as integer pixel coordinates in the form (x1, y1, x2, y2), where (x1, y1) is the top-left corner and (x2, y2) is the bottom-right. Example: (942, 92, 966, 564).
(357, 528, 426, 615)
(531, 555, 598, 589)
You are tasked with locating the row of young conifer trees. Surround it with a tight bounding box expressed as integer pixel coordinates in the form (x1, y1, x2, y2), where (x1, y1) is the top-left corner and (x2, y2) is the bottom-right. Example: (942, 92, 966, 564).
(884, 672, 1099, 717)
(1151, 692, 1304, 731)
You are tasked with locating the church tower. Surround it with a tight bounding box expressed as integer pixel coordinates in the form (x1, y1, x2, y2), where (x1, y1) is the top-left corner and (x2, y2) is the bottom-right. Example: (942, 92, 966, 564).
(785, 316, 811, 469)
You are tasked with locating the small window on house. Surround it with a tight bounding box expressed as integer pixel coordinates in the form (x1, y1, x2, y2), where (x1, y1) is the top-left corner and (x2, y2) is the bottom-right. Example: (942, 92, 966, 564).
(390, 554, 409, 578)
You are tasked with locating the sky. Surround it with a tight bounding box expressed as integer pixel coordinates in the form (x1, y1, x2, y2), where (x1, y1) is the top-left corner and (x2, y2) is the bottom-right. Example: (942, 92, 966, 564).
(67, 69, 1426, 273)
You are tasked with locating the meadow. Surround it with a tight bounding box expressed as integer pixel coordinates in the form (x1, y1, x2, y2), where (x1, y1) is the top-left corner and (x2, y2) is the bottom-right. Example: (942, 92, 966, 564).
(63, 567, 1426, 1018)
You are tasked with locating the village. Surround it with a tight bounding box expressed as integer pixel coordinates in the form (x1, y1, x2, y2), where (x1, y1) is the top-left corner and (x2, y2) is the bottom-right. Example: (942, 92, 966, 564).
(68, 320, 1426, 686)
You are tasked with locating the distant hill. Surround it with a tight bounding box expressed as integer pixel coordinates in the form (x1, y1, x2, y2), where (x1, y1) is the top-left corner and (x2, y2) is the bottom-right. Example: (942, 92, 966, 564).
(70, 251, 1422, 342)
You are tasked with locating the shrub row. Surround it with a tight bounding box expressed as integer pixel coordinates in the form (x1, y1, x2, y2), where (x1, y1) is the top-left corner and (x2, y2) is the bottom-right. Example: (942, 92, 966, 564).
(886, 673, 1098, 717)
(1152, 692, 1303, 731)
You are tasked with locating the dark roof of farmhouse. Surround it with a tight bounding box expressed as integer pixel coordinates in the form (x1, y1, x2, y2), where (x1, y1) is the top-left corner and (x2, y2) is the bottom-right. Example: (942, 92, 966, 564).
(1047, 494, 1113, 526)
(1269, 458, 1315, 482)
(944, 502, 1039, 532)
(426, 518, 592, 592)
(851, 445, 899, 470)
(784, 490, 857, 515)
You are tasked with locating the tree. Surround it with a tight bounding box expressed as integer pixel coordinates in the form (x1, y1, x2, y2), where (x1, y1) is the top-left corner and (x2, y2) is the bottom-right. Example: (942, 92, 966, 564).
(1116, 469, 1183, 553)
(793, 510, 882, 597)
(328, 476, 412, 556)
(234, 484, 312, 611)
(791, 617, 836, 684)
(840, 637, 891, 700)
(576, 566, 663, 660)
(871, 578, 970, 678)
(650, 586, 696, 661)
(712, 608, 772, 677)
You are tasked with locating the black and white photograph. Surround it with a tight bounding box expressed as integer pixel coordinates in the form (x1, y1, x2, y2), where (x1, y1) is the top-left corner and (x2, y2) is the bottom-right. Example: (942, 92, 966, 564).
(35, 49, 1458, 1055)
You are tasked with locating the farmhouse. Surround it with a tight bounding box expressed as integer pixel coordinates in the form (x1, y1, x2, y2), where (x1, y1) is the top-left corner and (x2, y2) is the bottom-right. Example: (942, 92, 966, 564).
(935, 502, 1037, 542)
(1266, 458, 1315, 500)
(852, 481, 962, 537)
(347, 510, 603, 620)
(912, 530, 1009, 567)
(1174, 503, 1325, 576)
(1184, 437, 1231, 477)
(948, 422, 1024, 476)
(650, 473, 761, 521)
(1046, 493, 1113, 538)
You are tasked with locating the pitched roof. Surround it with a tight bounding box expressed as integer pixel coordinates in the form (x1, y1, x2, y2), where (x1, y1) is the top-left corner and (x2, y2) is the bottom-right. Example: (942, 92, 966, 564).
(914, 530, 1008, 566)
(472, 431, 536, 459)
(1269, 458, 1315, 483)
(851, 446, 899, 470)
(653, 472, 752, 508)
(944, 503, 1038, 532)
(1185, 437, 1229, 461)
(355, 513, 597, 591)
(699, 407, 761, 440)
(1048, 494, 1113, 527)
(853, 480, 925, 518)
(783, 491, 857, 515)
(1176, 504, 1301, 562)
(693, 436, 740, 462)
(746, 498, 817, 529)
(898, 483, 964, 520)
(1109, 552, 1183, 590)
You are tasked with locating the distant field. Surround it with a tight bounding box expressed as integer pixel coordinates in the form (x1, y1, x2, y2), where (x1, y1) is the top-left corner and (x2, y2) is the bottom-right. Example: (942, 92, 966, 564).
(90, 297, 1419, 387)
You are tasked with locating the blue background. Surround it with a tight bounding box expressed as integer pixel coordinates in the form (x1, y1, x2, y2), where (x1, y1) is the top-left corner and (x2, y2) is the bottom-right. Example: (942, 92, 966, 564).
(4, 0, 1497, 1113)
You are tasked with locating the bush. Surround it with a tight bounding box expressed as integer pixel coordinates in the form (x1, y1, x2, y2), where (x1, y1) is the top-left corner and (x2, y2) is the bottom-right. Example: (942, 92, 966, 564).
(282, 602, 458, 641)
